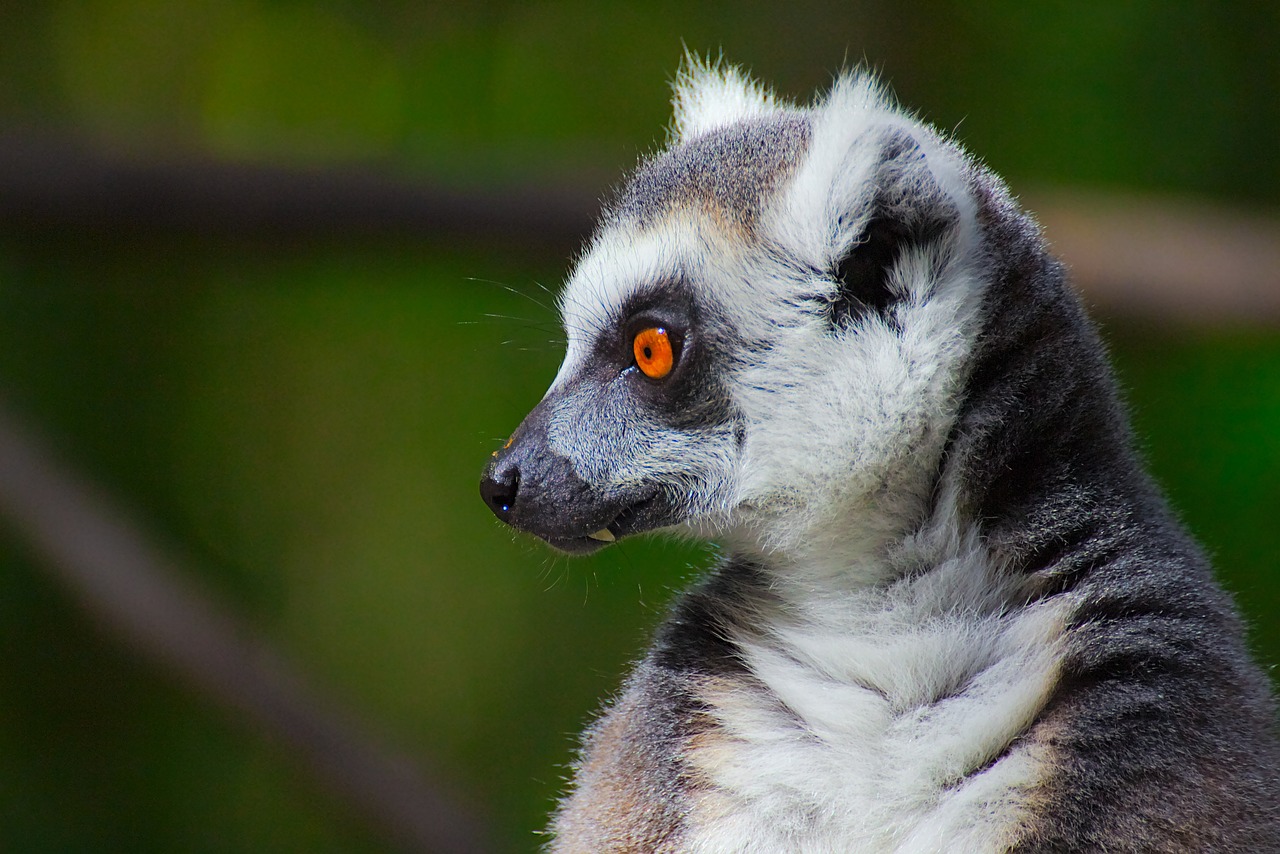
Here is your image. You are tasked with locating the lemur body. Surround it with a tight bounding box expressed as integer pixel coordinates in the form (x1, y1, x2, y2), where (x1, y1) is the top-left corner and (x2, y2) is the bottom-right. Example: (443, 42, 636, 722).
(480, 61, 1280, 852)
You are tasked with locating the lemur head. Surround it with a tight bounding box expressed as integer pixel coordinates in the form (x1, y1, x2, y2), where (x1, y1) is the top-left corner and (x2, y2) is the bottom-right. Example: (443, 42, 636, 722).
(482, 60, 996, 564)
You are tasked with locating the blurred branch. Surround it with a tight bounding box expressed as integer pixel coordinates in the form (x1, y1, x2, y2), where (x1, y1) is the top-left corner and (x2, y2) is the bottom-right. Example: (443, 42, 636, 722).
(0, 398, 492, 854)
(0, 131, 1277, 324)
(0, 130, 595, 253)
(1028, 190, 1280, 325)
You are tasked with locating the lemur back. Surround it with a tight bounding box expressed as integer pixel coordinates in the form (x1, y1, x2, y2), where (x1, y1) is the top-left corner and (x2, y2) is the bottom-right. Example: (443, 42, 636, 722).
(480, 60, 1280, 852)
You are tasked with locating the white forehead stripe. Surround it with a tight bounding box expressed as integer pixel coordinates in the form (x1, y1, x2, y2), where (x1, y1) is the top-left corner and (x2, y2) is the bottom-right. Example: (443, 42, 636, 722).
(551, 222, 706, 392)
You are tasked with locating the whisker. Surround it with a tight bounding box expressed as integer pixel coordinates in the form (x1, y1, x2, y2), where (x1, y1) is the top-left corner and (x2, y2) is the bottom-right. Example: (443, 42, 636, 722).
(466, 277, 557, 314)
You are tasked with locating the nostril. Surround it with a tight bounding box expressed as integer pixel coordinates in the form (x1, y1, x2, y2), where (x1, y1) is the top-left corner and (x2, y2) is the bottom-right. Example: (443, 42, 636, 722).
(480, 460, 521, 523)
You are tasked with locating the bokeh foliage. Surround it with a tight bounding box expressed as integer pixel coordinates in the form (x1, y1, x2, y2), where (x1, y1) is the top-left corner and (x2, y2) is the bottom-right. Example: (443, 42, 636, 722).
(0, 3, 1276, 852)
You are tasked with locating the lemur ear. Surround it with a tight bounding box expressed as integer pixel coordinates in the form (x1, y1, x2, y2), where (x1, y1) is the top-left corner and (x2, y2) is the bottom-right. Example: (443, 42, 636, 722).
(670, 54, 780, 145)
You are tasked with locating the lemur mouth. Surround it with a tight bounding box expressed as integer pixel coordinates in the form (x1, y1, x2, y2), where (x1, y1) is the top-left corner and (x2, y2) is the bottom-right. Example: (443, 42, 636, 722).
(545, 492, 669, 555)
(480, 433, 676, 555)
(605, 493, 669, 539)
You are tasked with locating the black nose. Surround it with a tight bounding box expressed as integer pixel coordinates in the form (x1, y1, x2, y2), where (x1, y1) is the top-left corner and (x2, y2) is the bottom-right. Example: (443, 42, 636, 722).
(480, 457, 520, 523)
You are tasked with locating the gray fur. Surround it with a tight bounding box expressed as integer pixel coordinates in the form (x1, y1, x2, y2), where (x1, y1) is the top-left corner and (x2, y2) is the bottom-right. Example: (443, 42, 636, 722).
(609, 114, 810, 233)
(954, 178, 1280, 848)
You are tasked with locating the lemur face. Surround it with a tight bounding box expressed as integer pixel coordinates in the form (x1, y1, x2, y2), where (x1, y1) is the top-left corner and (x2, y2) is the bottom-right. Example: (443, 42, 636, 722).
(482, 65, 985, 557)
(479, 269, 737, 555)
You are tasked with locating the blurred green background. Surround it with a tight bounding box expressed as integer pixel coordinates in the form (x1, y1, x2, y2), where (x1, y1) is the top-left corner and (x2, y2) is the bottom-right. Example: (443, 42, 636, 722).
(0, 3, 1276, 852)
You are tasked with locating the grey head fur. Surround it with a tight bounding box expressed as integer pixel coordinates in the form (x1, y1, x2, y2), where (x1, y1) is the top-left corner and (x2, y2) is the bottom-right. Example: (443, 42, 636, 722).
(608, 114, 811, 234)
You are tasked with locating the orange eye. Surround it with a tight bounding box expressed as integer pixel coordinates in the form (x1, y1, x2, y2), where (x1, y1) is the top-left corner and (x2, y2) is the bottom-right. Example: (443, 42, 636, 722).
(633, 327, 674, 379)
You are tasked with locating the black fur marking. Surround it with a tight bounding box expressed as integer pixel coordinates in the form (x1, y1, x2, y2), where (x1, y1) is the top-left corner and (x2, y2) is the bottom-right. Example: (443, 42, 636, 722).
(1021, 529, 1126, 600)
(829, 215, 912, 327)
(581, 278, 739, 435)
(652, 558, 768, 678)
(948, 181, 1280, 850)
(827, 131, 956, 331)
(1067, 591, 1215, 631)
(1018, 526, 1096, 576)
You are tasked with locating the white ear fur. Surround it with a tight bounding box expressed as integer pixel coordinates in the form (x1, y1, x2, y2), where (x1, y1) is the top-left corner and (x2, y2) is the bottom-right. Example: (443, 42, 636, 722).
(773, 71, 980, 280)
(670, 54, 782, 145)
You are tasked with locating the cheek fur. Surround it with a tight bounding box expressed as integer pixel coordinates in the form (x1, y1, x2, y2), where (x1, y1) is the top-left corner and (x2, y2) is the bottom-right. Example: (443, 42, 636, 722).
(544, 375, 742, 519)
(729, 280, 977, 547)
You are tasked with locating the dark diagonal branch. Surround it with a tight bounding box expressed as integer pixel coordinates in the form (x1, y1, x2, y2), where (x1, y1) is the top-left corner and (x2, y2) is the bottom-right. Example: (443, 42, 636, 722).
(0, 399, 492, 854)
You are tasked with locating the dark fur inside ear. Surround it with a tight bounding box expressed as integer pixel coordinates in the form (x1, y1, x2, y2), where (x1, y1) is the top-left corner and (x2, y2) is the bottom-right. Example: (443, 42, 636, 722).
(828, 131, 957, 330)
(829, 215, 912, 326)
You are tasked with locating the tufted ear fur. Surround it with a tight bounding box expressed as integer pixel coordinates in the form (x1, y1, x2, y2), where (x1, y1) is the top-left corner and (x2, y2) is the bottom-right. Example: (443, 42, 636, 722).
(669, 53, 782, 145)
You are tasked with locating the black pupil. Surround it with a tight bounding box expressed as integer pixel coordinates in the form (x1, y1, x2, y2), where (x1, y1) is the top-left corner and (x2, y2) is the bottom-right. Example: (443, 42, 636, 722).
(643, 346, 653, 359)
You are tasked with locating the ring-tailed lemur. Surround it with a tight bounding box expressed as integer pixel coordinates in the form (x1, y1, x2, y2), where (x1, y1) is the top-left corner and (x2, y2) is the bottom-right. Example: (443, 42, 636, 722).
(480, 59, 1279, 852)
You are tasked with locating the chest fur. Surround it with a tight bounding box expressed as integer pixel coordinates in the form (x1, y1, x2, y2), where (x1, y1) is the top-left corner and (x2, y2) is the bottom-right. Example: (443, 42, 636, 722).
(679, 589, 1069, 853)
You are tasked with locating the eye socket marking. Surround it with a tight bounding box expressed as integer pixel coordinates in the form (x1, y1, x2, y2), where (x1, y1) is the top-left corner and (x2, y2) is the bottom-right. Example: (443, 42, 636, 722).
(633, 327, 674, 379)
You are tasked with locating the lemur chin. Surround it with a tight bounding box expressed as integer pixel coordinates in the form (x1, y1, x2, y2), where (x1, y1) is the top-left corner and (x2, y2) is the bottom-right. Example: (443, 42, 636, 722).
(480, 57, 1279, 852)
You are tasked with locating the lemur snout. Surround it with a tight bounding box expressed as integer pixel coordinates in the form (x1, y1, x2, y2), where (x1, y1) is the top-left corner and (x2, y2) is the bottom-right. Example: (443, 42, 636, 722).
(479, 456, 519, 523)
(480, 412, 625, 554)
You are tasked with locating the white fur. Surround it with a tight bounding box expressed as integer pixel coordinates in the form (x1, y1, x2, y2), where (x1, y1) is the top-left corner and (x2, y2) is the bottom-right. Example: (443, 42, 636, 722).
(671, 53, 782, 144)
(684, 529, 1069, 853)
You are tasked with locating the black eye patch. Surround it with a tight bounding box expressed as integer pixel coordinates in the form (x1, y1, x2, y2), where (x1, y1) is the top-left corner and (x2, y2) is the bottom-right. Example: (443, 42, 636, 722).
(603, 281, 695, 370)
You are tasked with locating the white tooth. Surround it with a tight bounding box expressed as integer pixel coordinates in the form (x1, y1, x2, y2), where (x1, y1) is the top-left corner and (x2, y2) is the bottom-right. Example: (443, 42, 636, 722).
(588, 529, 616, 542)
